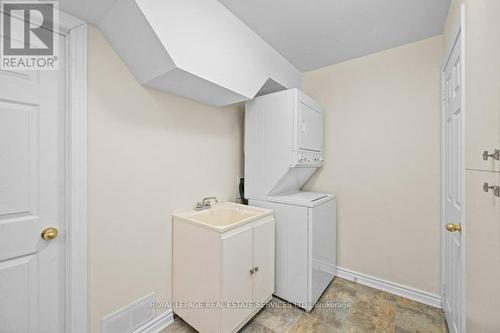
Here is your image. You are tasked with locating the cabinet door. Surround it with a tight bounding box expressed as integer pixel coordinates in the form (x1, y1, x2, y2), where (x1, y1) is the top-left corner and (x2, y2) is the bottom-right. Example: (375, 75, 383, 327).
(465, 170, 500, 332)
(253, 219, 275, 304)
(221, 228, 253, 333)
(463, 1, 500, 172)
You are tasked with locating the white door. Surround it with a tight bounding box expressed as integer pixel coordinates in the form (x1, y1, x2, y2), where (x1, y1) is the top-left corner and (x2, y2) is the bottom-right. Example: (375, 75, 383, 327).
(443, 30, 463, 333)
(0, 36, 67, 332)
(252, 219, 275, 304)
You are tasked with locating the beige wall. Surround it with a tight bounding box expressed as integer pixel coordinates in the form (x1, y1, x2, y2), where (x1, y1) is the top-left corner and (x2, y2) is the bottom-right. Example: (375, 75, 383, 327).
(87, 26, 244, 332)
(87, 4, 500, 329)
(303, 36, 443, 295)
(445, 1, 500, 332)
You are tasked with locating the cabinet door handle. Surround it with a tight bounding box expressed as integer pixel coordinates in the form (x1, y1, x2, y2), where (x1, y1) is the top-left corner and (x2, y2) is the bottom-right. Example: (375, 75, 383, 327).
(250, 268, 255, 274)
(483, 182, 494, 192)
(484, 183, 500, 197)
(483, 149, 500, 161)
(254, 266, 259, 272)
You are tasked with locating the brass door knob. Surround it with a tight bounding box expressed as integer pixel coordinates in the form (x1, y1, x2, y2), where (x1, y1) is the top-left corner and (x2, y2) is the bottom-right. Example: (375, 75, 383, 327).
(41, 227, 58, 240)
(445, 223, 462, 233)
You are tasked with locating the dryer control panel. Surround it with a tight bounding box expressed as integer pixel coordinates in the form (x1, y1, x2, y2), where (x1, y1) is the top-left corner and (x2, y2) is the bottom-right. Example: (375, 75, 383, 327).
(295, 150, 323, 166)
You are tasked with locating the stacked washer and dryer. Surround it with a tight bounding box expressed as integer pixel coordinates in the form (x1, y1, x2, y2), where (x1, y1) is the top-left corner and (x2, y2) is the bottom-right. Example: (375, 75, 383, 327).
(244, 88, 337, 311)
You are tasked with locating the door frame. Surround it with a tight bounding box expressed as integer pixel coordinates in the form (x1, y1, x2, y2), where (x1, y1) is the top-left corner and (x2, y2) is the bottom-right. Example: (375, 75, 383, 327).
(58, 11, 88, 333)
(440, 4, 466, 332)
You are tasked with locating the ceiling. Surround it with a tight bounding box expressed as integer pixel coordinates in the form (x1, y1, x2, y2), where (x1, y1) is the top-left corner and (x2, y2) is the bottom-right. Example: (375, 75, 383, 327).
(59, 0, 116, 25)
(60, 0, 450, 72)
(217, 0, 450, 71)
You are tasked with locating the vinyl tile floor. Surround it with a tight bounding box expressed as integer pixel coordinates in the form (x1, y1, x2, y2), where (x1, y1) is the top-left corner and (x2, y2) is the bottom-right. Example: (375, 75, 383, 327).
(161, 277, 448, 333)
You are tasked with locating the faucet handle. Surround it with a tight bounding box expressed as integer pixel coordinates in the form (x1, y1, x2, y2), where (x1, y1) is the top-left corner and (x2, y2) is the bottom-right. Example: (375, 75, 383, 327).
(195, 202, 203, 209)
(202, 197, 218, 207)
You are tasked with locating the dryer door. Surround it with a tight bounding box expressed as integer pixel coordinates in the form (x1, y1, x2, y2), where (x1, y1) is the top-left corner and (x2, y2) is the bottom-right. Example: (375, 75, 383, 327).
(298, 102, 323, 152)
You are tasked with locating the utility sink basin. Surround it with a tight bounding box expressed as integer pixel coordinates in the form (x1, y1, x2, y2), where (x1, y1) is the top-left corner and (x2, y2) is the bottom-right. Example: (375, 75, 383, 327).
(173, 202, 272, 232)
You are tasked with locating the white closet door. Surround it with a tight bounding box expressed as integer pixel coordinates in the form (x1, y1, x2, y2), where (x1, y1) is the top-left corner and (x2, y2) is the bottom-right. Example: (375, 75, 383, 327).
(443, 30, 464, 333)
(0, 35, 67, 333)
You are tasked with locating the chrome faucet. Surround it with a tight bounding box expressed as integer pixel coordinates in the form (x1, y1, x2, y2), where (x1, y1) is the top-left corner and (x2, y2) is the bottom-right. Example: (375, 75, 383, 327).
(195, 197, 218, 210)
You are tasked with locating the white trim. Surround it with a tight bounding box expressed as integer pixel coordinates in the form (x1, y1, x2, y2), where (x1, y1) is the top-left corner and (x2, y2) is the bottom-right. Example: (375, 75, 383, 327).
(440, 48, 446, 308)
(62, 12, 88, 333)
(440, 4, 466, 333)
(1, 4, 85, 35)
(460, 7, 467, 333)
(336, 267, 442, 309)
(130, 310, 174, 333)
(312, 259, 336, 275)
(59, 9, 86, 32)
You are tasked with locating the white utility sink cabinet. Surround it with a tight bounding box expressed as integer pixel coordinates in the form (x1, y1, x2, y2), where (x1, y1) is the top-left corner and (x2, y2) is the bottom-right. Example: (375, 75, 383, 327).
(173, 203, 275, 333)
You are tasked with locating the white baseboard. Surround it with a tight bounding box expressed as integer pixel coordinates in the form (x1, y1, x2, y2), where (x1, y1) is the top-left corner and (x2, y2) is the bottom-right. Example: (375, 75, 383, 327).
(131, 309, 174, 333)
(313, 259, 337, 275)
(101, 292, 174, 333)
(336, 266, 442, 309)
